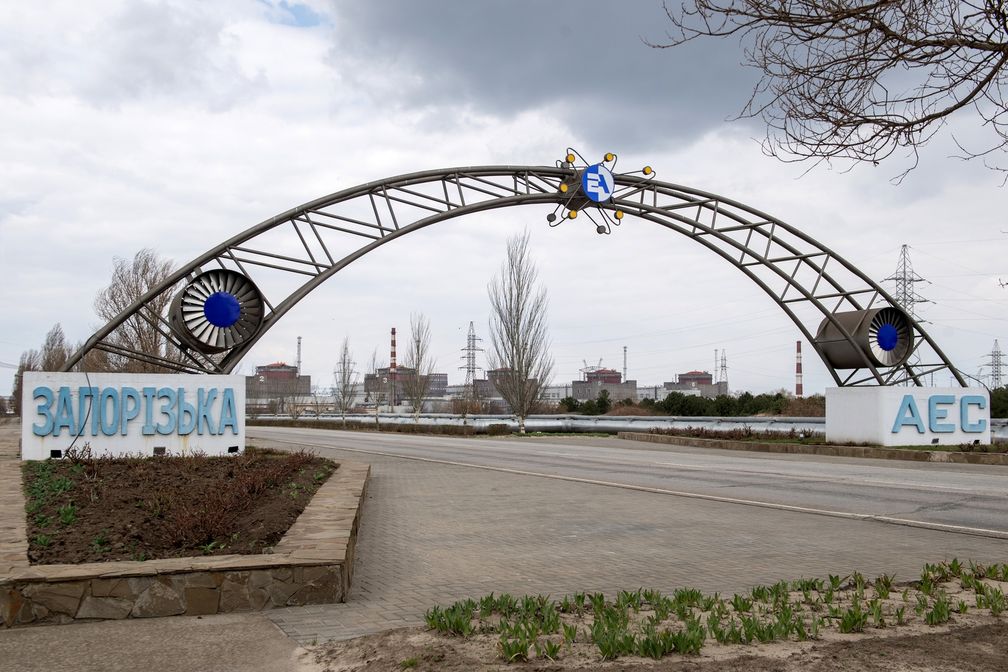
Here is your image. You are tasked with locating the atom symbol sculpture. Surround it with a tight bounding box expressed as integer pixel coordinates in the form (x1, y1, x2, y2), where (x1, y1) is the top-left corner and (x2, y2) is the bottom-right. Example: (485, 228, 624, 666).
(545, 148, 655, 234)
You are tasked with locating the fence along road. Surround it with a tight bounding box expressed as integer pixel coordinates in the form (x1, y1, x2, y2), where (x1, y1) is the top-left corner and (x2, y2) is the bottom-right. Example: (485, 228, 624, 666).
(253, 413, 1008, 441)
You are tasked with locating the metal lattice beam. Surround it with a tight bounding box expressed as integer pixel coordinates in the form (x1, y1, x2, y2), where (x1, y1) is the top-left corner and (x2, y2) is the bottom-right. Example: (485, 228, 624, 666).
(63, 166, 966, 387)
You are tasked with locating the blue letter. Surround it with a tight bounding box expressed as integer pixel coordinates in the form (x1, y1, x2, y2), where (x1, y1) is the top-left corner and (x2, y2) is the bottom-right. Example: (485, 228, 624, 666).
(99, 388, 119, 436)
(218, 388, 238, 435)
(156, 387, 177, 435)
(120, 387, 141, 435)
(177, 388, 196, 435)
(892, 395, 926, 434)
(928, 394, 955, 433)
(32, 387, 55, 437)
(53, 386, 75, 436)
(196, 388, 218, 435)
(960, 395, 988, 433)
(142, 387, 157, 435)
(75, 387, 93, 436)
(90, 387, 103, 435)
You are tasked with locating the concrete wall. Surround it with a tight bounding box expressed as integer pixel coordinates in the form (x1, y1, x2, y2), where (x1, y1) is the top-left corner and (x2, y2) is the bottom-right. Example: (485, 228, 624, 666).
(826, 387, 991, 447)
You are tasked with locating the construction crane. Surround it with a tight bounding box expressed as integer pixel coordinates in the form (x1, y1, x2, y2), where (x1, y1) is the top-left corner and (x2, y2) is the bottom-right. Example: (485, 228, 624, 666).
(580, 358, 603, 381)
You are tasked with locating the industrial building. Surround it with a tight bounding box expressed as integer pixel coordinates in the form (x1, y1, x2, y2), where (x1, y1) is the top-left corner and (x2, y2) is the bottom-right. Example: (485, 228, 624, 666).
(363, 366, 449, 407)
(571, 367, 638, 402)
(663, 370, 729, 399)
(245, 362, 311, 414)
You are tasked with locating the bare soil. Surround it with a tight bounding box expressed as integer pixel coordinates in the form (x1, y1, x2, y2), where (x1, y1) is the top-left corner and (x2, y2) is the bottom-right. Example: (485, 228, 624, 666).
(313, 621, 1008, 672)
(315, 569, 1008, 672)
(22, 447, 336, 563)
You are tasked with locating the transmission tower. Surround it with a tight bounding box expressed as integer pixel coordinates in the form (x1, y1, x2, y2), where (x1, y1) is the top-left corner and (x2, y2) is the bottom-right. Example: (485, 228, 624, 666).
(459, 321, 483, 404)
(883, 244, 931, 321)
(883, 245, 930, 383)
(984, 339, 1005, 389)
(718, 350, 728, 390)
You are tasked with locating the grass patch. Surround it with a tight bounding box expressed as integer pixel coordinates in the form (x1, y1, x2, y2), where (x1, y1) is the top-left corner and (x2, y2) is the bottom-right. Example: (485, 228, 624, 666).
(422, 559, 1008, 663)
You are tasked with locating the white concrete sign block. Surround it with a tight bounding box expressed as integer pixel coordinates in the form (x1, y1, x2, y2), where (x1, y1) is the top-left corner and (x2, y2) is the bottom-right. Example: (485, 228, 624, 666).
(21, 372, 245, 460)
(826, 386, 990, 447)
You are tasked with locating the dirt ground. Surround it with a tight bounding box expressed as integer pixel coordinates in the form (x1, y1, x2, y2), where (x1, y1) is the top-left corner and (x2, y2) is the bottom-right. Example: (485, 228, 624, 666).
(313, 620, 1008, 671)
(22, 447, 336, 563)
(314, 568, 1008, 672)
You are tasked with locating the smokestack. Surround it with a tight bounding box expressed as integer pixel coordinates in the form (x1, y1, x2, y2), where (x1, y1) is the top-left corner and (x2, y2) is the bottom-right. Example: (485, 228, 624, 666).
(390, 328, 397, 374)
(795, 340, 803, 398)
(390, 327, 397, 408)
(623, 346, 627, 382)
(296, 336, 302, 375)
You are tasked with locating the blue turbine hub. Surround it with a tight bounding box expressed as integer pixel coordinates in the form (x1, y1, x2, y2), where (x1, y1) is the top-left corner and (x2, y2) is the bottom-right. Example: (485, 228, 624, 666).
(204, 291, 242, 328)
(876, 323, 899, 352)
(168, 268, 265, 354)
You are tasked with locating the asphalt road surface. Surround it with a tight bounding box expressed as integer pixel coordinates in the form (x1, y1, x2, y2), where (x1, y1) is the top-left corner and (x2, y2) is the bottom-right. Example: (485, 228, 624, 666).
(251, 426, 1008, 539)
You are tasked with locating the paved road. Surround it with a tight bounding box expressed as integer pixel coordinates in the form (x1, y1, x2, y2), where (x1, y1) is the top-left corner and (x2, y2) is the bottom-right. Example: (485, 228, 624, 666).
(254, 427, 1008, 536)
(250, 427, 1008, 644)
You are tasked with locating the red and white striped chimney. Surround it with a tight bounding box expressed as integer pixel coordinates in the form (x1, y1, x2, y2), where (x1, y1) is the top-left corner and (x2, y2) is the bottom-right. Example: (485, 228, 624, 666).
(390, 327, 397, 375)
(795, 340, 803, 398)
(390, 327, 397, 406)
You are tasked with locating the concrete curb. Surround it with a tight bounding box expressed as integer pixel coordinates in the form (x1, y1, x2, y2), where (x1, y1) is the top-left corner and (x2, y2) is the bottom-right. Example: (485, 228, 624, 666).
(1, 460, 370, 628)
(617, 432, 1008, 466)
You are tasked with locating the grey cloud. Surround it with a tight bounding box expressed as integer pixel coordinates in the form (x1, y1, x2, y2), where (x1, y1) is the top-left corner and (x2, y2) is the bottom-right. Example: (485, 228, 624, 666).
(0, 2, 265, 110)
(80, 2, 267, 109)
(328, 0, 761, 150)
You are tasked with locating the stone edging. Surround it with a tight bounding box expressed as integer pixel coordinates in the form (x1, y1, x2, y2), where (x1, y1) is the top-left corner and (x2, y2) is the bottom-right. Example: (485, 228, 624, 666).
(618, 432, 1008, 466)
(0, 460, 369, 627)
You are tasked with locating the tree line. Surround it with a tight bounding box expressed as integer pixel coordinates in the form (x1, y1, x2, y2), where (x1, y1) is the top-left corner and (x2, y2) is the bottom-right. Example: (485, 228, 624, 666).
(561, 390, 827, 417)
(562, 389, 1008, 419)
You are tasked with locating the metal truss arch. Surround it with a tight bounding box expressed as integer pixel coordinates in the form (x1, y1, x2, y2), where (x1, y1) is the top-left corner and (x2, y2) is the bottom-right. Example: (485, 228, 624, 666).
(63, 165, 966, 387)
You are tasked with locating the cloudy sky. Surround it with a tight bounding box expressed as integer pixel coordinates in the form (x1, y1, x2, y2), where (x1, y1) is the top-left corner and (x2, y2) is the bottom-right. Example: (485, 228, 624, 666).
(1, 0, 1006, 397)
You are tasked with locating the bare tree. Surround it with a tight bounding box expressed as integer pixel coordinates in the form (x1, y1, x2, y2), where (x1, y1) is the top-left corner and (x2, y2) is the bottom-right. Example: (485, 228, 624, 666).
(39, 324, 73, 372)
(11, 349, 40, 415)
(366, 349, 386, 428)
(278, 372, 307, 421)
(401, 313, 436, 420)
(333, 337, 359, 425)
(76, 342, 111, 372)
(94, 248, 179, 372)
(12, 324, 72, 415)
(653, 1, 1008, 178)
(487, 230, 554, 434)
(453, 380, 486, 420)
(37, 324, 73, 372)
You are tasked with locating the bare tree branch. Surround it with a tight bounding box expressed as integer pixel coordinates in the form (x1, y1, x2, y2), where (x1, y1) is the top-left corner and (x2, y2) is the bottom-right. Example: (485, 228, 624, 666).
(401, 313, 436, 420)
(366, 349, 386, 428)
(487, 230, 554, 434)
(11, 349, 40, 415)
(93, 249, 181, 372)
(333, 336, 359, 425)
(652, 0, 1008, 176)
(39, 324, 73, 372)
